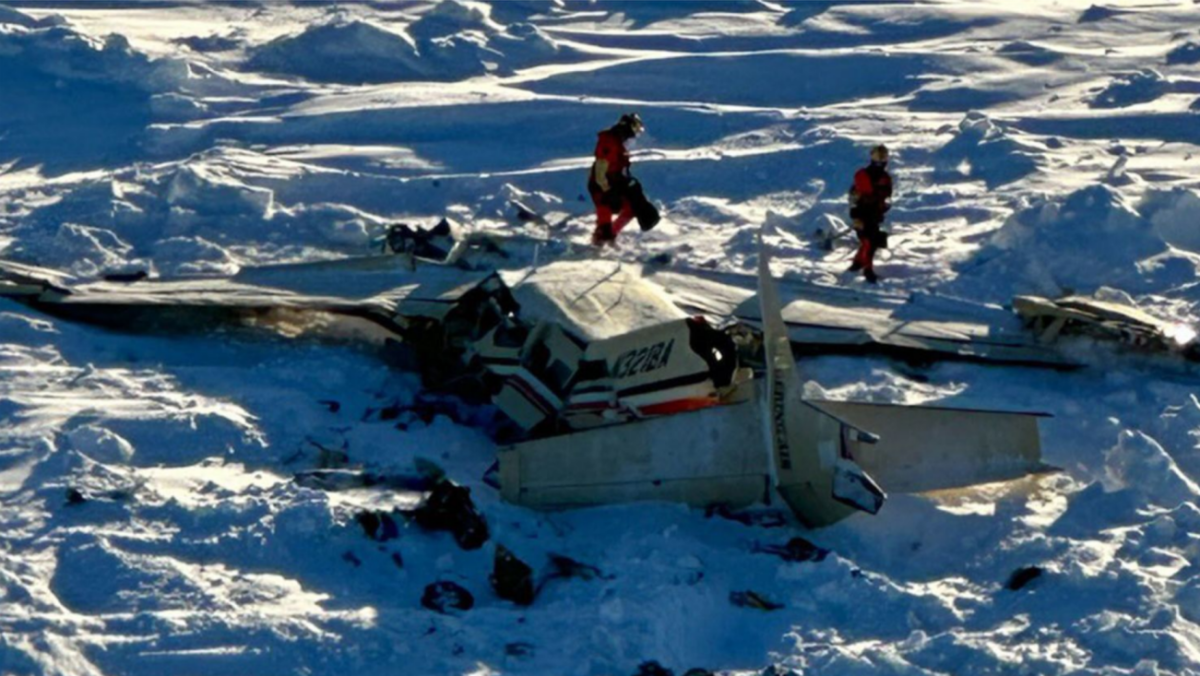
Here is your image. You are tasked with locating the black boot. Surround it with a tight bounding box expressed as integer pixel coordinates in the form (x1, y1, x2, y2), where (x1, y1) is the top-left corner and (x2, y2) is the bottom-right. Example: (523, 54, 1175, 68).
(864, 269, 878, 284)
(592, 223, 615, 246)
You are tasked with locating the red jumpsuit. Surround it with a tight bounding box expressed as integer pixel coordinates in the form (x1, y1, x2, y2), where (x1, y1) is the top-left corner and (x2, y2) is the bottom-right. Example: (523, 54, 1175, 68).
(850, 163, 893, 277)
(589, 129, 635, 242)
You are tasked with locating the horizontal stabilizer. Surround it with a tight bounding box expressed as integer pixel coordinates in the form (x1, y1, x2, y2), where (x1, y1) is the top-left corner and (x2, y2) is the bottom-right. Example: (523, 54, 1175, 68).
(810, 400, 1052, 494)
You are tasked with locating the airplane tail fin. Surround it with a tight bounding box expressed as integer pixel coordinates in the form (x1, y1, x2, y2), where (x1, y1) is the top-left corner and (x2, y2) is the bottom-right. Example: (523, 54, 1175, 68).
(757, 225, 887, 527)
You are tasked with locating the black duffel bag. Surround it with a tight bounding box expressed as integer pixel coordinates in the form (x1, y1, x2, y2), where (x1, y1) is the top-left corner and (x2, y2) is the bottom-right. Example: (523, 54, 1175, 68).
(625, 177, 661, 232)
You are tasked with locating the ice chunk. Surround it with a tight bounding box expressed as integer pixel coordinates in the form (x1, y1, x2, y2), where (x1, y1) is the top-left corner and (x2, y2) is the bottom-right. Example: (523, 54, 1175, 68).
(1104, 430, 1200, 508)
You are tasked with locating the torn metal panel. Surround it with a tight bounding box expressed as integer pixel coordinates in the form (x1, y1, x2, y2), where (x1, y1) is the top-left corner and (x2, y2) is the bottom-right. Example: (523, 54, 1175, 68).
(499, 398, 768, 510)
(0, 259, 77, 290)
(1014, 294, 1199, 359)
(0, 256, 502, 325)
(650, 268, 1074, 368)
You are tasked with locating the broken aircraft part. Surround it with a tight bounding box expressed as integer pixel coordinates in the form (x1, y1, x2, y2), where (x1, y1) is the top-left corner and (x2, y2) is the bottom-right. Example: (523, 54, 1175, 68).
(0, 232, 1055, 527)
(1014, 294, 1200, 360)
(498, 231, 1052, 528)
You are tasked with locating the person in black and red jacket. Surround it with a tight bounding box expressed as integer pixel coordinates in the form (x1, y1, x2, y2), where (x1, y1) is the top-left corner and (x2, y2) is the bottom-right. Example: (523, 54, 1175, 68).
(847, 145, 893, 284)
(588, 113, 644, 246)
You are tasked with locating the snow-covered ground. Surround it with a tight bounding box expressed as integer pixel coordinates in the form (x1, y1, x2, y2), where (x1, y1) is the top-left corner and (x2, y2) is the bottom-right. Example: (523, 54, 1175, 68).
(3, 1, 1200, 674)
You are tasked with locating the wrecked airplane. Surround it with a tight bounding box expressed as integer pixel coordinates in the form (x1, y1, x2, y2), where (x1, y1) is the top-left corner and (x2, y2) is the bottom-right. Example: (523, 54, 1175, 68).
(497, 232, 1052, 527)
(0, 228, 1056, 528)
(1014, 294, 1200, 361)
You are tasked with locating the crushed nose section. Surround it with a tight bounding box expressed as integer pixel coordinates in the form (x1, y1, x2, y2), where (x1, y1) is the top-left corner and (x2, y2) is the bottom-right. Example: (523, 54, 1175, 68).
(473, 319, 581, 433)
(473, 261, 752, 435)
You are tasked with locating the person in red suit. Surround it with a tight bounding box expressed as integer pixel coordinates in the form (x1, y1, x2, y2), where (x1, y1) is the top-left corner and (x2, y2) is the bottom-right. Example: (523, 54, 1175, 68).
(588, 113, 644, 246)
(848, 145, 893, 283)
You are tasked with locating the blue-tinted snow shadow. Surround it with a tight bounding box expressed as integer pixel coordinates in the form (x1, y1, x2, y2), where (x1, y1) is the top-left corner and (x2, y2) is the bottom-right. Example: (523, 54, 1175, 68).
(909, 85, 1030, 113)
(0, 57, 151, 176)
(546, 3, 997, 52)
(578, 0, 779, 29)
(239, 126, 860, 220)
(157, 98, 788, 178)
(518, 52, 933, 109)
(1013, 113, 1200, 145)
(790, 9, 1002, 49)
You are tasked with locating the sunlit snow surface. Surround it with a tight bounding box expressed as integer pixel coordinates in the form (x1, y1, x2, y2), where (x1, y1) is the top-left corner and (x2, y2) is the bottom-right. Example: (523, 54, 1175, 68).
(3, 1, 1200, 674)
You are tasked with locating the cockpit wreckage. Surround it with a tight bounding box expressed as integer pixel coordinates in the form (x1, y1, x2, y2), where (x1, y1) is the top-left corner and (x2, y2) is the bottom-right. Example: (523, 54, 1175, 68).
(0, 227, 1059, 528)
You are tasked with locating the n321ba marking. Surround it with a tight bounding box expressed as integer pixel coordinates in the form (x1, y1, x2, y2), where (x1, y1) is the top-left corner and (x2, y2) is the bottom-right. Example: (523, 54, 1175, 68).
(612, 339, 675, 379)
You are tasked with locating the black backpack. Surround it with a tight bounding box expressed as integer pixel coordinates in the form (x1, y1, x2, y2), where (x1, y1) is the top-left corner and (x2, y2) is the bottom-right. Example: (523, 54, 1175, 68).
(627, 178, 661, 231)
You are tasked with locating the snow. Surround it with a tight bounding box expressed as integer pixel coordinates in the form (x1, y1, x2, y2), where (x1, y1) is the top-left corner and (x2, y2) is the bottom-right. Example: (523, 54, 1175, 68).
(2, 1, 1200, 675)
(1144, 188, 1200, 253)
(1090, 69, 1173, 109)
(248, 19, 429, 85)
(1104, 430, 1200, 508)
(932, 112, 1041, 188)
(247, 2, 581, 85)
(956, 184, 1199, 299)
(1167, 42, 1200, 66)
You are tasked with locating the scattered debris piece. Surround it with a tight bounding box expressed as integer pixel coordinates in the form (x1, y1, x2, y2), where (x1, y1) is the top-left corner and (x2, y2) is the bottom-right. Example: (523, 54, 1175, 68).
(491, 544, 536, 606)
(318, 399, 341, 413)
(645, 252, 673, 266)
(1006, 565, 1044, 591)
(753, 536, 830, 563)
(505, 641, 535, 659)
(412, 480, 489, 550)
(730, 590, 784, 611)
(1014, 294, 1200, 360)
(376, 218, 457, 260)
(635, 661, 674, 676)
(103, 270, 148, 283)
(364, 393, 468, 428)
(547, 554, 610, 582)
(63, 486, 135, 506)
(391, 552, 404, 569)
(355, 510, 400, 542)
(307, 437, 350, 469)
(421, 581, 475, 614)
(706, 504, 788, 528)
(342, 550, 362, 567)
